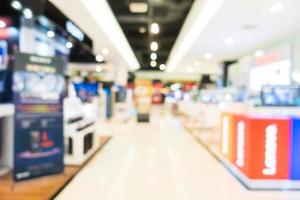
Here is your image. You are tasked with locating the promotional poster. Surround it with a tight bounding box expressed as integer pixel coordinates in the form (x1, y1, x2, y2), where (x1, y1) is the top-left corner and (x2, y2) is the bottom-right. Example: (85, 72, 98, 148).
(13, 53, 65, 181)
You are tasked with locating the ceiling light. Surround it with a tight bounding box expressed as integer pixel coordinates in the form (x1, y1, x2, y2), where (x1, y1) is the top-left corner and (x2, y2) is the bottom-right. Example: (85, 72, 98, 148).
(151, 53, 157, 60)
(65, 41, 73, 49)
(187, 66, 193, 73)
(0, 20, 6, 29)
(270, 2, 284, 14)
(150, 60, 157, 67)
(150, 23, 160, 34)
(95, 66, 102, 72)
(129, 2, 148, 13)
(204, 53, 213, 60)
(255, 50, 264, 57)
(139, 27, 146, 33)
(47, 30, 55, 38)
(166, 0, 225, 72)
(96, 54, 104, 62)
(159, 64, 166, 70)
(11, 0, 22, 10)
(225, 37, 235, 46)
(23, 8, 33, 19)
(194, 61, 201, 66)
(150, 41, 158, 51)
(101, 48, 110, 55)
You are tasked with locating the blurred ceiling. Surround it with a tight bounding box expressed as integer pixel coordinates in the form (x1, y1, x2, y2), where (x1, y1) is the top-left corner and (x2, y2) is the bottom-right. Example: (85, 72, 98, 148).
(107, 0, 194, 71)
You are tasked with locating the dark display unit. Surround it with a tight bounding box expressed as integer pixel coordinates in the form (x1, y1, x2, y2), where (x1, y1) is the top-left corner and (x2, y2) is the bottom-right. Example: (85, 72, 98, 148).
(261, 85, 300, 107)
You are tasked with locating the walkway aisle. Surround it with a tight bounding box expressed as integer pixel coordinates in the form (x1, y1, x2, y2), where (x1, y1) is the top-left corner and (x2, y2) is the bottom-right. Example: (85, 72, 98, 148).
(56, 109, 300, 200)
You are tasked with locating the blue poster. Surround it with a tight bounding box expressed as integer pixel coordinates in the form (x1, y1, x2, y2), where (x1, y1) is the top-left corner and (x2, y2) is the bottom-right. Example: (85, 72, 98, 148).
(13, 53, 65, 181)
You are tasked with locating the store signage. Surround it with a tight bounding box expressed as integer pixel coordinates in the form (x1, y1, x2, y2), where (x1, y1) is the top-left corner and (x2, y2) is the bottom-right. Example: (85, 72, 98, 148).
(263, 124, 278, 176)
(66, 21, 84, 42)
(13, 53, 65, 181)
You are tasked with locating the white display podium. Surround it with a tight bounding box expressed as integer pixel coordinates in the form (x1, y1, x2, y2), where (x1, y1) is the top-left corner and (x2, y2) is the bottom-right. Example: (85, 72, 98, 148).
(0, 104, 14, 176)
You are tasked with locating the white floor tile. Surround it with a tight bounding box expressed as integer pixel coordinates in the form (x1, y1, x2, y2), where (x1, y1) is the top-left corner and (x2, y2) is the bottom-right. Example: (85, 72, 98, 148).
(55, 110, 300, 200)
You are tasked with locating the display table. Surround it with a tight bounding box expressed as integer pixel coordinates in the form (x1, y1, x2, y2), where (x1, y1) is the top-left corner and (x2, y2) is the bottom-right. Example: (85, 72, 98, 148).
(220, 106, 300, 189)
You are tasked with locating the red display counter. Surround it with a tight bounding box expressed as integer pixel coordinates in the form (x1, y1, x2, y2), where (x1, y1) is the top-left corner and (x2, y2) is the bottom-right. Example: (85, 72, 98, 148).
(220, 109, 300, 189)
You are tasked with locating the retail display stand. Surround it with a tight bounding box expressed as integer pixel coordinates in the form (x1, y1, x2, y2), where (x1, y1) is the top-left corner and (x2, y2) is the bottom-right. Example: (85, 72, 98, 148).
(0, 104, 14, 176)
(220, 107, 300, 190)
(64, 98, 100, 166)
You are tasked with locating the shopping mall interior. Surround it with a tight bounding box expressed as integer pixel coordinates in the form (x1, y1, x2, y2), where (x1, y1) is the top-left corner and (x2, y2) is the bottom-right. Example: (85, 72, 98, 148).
(1, 0, 300, 199)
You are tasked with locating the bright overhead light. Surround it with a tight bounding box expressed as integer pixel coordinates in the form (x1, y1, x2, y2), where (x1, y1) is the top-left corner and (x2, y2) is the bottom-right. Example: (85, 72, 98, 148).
(95, 66, 102, 72)
(255, 50, 264, 57)
(47, 30, 55, 38)
(166, 0, 225, 72)
(150, 23, 160, 34)
(66, 41, 73, 49)
(129, 2, 148, 13)
(150, 41, 158, 51)
(225, 37, 235, 46)
(194, 60, 201, 67)
(96, 54, 104, 62)
(0, 20, 6, 29)
(151, 53, 157, 60)
(80, 0, 140, 70)
(23, 8, 33, 19)
(150, 60, 157, 67)
(159, 64, 166, 70)
(270, 2, 284, 14)
(139, 27, 146, 33)
(11, 0, 22, 10)
(101, 48, 110, 55)
(204, 53, 213, 60)
(187, 66, 193, 73)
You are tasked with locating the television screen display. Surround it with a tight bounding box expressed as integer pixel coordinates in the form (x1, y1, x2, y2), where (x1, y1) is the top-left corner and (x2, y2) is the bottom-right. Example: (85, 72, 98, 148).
(261, 85, 300, 106)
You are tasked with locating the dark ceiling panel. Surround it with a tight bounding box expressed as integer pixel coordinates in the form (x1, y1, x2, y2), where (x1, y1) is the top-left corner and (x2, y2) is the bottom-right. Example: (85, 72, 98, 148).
(107, 0, 194, 71)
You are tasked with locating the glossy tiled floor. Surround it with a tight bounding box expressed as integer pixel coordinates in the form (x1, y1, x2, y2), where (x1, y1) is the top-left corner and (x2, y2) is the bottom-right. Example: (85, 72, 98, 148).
(56, 107, 300, 200)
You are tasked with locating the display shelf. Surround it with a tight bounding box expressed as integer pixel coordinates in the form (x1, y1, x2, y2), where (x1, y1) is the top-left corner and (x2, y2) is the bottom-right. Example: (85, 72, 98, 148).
(0, 104, 15, 118)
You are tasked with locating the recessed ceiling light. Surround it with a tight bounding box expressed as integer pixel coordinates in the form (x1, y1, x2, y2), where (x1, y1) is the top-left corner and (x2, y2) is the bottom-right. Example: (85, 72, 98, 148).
(270, 2, 284, 14)
(139, 27, 146, 33)
(194, 61, 201, 67)
(129, 2, 148, 13)
(150, 23, 160, 34)
(95, 66, 102, 72)
(47, 30, 55, 38)
(225, 37, 235, 46)
(150, 41, 158, 51)
(96, 54, 104, 62)
(11, 0, 22, 10)
(65, 41, 73, 49)
(204, 53, 213, 60)
(150, 60, 157, 67)
(23, 8, 33, 19)
(159, 64, 166, 70)
(151, 53, 157, 60)
(255, 50, 264, 57)
(0, 20, 6, 28)
(101, 48, 110, 55)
